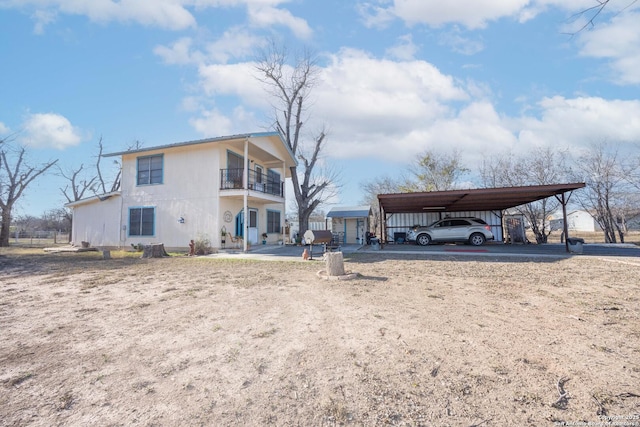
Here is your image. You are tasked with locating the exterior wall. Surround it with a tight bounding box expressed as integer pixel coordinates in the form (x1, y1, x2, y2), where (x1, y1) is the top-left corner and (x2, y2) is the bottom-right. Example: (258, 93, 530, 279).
(329, 217, 369, 244)
(566, 211, 596, 232)
(550, 210, 597, 232)
(120, 144, 222, 249)
(71, 196, 122, 248)
(383, 211, 503, 243)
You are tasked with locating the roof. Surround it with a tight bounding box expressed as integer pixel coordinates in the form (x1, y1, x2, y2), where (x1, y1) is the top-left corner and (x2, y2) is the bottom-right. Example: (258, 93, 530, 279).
(326, 205, 372, 218)
(377, 183, 586, 214)
(64, 191, 121, 209)
(103, 131, 297, 169)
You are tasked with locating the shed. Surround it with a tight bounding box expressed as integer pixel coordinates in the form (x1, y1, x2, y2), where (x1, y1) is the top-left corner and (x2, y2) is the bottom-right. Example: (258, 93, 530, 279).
(326, 206, 372, 245)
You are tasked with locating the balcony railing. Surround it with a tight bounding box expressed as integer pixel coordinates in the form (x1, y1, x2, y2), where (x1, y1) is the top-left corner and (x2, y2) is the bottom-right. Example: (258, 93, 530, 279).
(220, 168, 284, 198)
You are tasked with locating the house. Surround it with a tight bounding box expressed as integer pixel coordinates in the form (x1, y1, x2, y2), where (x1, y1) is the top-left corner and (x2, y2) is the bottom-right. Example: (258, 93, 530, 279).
(66, 132, 297, 251)
(549, 210, 598, 233)
(326, 206, 372, 245)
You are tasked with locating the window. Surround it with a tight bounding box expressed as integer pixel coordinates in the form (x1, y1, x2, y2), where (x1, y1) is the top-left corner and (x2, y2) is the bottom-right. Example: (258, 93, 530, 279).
(267, 169, 281, 196)
(137, 155, 163, 185)
(267, 210, 281, 234)
(129, 207, 155, 236)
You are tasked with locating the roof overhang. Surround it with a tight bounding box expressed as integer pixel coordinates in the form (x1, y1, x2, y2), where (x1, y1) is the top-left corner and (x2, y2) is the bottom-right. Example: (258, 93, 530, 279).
(326, 205, 372, 218)
(378, 183, 586, 214)
(64, 191, 121, 209)
(104, 131, 298, 172)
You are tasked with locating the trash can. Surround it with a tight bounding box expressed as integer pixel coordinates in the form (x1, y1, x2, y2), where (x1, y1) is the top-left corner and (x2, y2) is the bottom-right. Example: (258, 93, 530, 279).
(567, 237, 584, 254)
(370, 237, 380, 250)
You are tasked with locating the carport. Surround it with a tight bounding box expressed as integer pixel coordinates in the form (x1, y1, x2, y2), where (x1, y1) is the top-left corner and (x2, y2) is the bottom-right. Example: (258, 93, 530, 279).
(377, 183, 586, 252)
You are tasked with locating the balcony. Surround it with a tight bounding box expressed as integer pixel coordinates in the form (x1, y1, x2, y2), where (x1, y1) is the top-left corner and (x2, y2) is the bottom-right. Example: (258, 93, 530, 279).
(220, 168, 284, 198)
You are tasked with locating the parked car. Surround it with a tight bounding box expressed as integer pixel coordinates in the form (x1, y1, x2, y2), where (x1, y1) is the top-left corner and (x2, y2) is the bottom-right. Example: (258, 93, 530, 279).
(406, 217, 494, 246)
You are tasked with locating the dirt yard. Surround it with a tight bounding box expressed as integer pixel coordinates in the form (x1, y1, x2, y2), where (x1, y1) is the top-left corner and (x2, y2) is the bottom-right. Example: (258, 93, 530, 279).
(1, 248, 639, 426)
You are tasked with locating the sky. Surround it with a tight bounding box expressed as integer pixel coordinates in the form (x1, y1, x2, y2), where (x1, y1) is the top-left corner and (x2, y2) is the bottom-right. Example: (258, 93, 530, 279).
(1, 0, 639, 218)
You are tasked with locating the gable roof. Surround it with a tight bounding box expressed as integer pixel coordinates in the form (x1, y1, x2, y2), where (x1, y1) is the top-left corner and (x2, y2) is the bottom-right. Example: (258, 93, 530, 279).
(326, 206, 372, 218)
(378, 183, 586, 214)
(104, 131, 297, 168)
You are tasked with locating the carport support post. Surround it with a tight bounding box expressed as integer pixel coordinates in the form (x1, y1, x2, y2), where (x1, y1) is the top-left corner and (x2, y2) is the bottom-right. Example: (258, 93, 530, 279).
(557, 192, 570, 253)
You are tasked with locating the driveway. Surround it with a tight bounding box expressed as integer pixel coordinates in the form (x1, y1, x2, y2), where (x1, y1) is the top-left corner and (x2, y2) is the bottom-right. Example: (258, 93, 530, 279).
(210, 241, 640, 260)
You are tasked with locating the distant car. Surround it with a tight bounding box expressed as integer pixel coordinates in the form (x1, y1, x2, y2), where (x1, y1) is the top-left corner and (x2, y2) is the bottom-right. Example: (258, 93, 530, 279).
(406, 217, 494, 246)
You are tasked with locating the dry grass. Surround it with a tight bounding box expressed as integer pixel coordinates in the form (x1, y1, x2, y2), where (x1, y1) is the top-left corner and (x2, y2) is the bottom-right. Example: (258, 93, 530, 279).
(1, 247, 639, 426)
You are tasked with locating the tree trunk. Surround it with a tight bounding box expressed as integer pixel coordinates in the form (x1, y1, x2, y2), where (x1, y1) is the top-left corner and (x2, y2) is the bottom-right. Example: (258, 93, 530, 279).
(141, 244, 168, 258)
(325, 252, 345, 276)
(0, 208, 12, 247)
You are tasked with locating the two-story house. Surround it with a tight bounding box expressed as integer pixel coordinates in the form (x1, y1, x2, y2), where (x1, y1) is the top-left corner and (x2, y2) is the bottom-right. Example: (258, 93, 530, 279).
(66, 132, 297, 251)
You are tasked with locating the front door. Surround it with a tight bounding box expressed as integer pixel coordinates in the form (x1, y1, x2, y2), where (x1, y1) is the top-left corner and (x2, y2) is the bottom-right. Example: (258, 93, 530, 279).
(235, 208, 259, 244)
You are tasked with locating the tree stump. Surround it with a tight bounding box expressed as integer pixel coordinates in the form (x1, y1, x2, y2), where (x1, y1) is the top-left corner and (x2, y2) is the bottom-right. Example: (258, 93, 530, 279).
(325, 252, 345, 276)
(142, 244, 168, 258)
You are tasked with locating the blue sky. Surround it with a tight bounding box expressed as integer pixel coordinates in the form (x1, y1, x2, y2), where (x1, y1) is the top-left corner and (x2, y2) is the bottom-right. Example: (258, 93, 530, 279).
(1, 0, 639, 217)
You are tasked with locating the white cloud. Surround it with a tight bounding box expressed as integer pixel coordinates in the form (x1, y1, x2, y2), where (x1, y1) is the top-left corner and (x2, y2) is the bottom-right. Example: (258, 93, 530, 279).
(385, 34, 419, 60)
(190, 105, 257, 136)
(247, 4, 312, 39)
(357, 2, 396, 29)
(20, 113, 84, 150)
(514, 96, 640, 149)
(5, 0, 310, 35)
(438, 27, 485, 55)
(385, 0, 531, 29)
(197, 62, 266, 106)
(0, 122, 10, 135)
(32, 8, 57, 34)
(154, 37, 204, 65)
(577, 11, 640, 85)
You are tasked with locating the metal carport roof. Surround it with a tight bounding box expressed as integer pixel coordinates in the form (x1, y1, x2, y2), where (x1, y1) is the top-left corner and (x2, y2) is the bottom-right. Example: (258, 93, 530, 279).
(377, 183, 586, 214)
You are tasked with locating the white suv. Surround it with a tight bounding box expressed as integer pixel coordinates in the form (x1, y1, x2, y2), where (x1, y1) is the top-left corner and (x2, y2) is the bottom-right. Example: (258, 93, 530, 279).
(406, 218, 494, 246)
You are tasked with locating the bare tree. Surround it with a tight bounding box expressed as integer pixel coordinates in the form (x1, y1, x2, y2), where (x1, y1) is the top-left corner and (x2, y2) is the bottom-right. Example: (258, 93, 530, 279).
(0, 141, 58, 246)
(95, 137, 123, 194)
(481, 146, 568, 243)
(567, 0, 638, 33)
(256, 42, 338, 235)
(401, 149, 469, 192)
(59, 163, 98, 205)
(571, 143, 630, 243)
(360, 176, 403, 235)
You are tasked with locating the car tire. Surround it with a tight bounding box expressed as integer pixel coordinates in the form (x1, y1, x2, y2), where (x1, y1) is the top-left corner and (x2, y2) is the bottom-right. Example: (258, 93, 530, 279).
(469, 233, 486, 246)
(416, 234, 431, 246)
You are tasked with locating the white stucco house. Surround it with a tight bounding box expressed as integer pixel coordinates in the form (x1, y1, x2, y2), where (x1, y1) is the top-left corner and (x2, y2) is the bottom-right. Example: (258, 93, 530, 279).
(549, 209, 598, 232)
(66, 132, 297, 251)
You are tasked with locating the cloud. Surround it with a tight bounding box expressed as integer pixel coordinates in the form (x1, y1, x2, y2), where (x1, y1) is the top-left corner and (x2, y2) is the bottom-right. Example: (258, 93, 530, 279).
(385, 34, 419, 60)
(379, 0, 531, 29)
(0, 122, 10, 135)
(247, 4, 313, 39)
(190, 105, 257, 136)
(438, 27, 485, 55)
(514, 96, 640, 149)
(6, 0, 310, 35)
(20, 113, 84, 150)
(154, 37, 204, 65)
(576, 11, 640, 85)
(197, 62, 266, 106)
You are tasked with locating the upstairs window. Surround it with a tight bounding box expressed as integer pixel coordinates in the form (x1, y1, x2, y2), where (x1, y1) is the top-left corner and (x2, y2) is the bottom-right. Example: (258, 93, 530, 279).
(137, 155, 163, 185)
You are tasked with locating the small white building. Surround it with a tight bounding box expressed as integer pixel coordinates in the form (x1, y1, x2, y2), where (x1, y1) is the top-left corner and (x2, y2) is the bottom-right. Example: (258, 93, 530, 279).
(549, 210, 598, 232)
(326, 206, 372, 245)
(66, 132, 297, 251)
